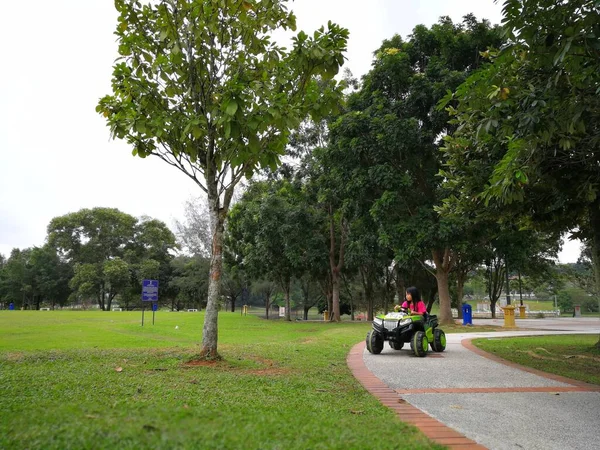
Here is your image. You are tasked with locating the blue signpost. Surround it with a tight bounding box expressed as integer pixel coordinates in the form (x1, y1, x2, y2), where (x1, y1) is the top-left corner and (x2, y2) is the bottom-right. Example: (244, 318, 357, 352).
(141, 279, 159, 326)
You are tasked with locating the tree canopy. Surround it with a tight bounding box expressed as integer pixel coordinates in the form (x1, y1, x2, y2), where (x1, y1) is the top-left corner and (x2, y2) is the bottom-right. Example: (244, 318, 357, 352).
(439, 0, 600, 324)
(326, 15, 503, 323)
(97, 0, 349, 357)
(47, 208, 176, 311)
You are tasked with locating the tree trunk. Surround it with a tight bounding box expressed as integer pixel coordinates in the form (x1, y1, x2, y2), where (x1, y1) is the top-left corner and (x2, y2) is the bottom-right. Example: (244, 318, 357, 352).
(456, 269, 467, 320)
(284, 277, 291, 321)
(319, 276, 333, 318)
(107, 292, 115, 311)
(487, 257, 504, 319)
(325, 278, 333, 312)
(345, 279, 354, 321)
(328, 207, 345, 322)
(364, 270, 374, 321)
(98, 288, 105, 311)
(300, 278, 316, 320)
(265, 292, 271, 319)
(432, 248, 454, 325)
(588, 202, 600, 348)
(426, 296, 436, 313)
(394, 264, 405, 308)
(436, 269, 453, 324)
(487, 261, 494, 318)
(201, 197, 225, 358)
(331, 268, 341, 322)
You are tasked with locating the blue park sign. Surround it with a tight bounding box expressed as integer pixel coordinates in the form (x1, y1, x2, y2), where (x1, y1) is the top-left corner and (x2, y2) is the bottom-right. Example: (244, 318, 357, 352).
(142, 279, 159, 302)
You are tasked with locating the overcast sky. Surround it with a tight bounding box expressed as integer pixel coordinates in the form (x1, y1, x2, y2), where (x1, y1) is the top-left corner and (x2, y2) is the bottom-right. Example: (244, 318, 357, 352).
(0, 0, 582, 262)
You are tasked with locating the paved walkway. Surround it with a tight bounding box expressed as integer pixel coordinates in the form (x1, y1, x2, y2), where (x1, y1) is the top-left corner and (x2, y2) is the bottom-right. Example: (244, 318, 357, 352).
(347, 318, 600, 450)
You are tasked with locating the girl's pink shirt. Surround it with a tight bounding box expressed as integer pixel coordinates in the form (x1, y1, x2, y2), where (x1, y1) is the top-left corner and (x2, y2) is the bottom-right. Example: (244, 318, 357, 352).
(401, 300, 427, 314)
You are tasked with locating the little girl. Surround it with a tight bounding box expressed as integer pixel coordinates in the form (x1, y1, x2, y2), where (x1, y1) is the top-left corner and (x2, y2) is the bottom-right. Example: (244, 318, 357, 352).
(395, 286, 427, 315)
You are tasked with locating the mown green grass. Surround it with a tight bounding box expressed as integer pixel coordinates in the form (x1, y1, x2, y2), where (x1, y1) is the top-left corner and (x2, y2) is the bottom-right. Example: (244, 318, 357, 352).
(472, 334, 600, 385)
(0, 311, 445, 450)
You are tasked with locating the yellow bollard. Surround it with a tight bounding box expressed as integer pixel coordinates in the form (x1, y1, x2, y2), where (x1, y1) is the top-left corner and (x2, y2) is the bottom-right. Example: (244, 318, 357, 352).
(323, 310, 329, 321)
(518, 305, 526, 319)
(502, 305, 516, 328)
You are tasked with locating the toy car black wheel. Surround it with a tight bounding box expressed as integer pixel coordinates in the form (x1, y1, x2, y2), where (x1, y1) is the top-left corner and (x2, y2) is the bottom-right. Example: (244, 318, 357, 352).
(389, 340, 404, 350)
(366, 330, 384, 354)
(431, 329, 446, 352)
(410, 331, 428, 357)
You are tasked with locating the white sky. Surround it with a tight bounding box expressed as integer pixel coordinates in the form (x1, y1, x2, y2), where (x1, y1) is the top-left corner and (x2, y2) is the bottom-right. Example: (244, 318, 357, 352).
(0, 0, 582, 262)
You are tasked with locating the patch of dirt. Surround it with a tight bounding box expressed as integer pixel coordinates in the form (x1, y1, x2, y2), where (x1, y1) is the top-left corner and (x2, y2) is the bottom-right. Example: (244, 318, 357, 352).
(246, 356, 275, 366)
(517, 350, 556, 361)
(517, 350, 600, 363)
(3, 352, 25, 362)
(182, 354, 291, 376)
(184, 359, 221, 367)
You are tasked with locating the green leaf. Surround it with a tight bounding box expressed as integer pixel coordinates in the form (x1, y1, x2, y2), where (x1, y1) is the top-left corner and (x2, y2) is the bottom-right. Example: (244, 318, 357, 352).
(135, 120, 147, 133)
(225, 100, 238, 116)
(192, 126, 203, 139)
(118, 44, 131, 56)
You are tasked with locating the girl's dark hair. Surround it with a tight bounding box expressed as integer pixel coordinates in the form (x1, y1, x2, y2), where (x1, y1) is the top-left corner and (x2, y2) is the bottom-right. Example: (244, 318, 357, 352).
(406, 286, 421, 303)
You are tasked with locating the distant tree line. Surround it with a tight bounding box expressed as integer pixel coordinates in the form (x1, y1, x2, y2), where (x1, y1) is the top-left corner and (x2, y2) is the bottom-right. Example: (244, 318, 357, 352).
(0, 207, 209, 311)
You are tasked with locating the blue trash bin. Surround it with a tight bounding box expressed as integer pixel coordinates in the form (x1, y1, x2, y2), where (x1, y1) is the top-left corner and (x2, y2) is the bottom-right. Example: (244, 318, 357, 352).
(9, 303, 14, 311)
(462, 303, 472, 325)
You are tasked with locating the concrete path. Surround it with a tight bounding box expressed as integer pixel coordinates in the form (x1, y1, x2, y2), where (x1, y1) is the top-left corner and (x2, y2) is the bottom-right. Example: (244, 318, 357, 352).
(348, 318, 600, 450)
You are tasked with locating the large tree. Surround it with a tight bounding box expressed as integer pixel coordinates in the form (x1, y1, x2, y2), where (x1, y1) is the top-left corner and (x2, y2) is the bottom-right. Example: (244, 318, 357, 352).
(97, 0, 348, 357)
(28, 245, 73, 310)
(48, 208, 176, 311)
(440, 1, 600, 337)
(0, 249, 34, 309)
(225, 179, 324, 320)
(0, 246, 72, 310)
(327, 16, 503, 324)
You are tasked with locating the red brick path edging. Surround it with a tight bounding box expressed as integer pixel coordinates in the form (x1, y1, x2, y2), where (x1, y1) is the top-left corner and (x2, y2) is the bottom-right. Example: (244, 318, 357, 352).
(347, 341, 487, 449)
(347, 338, 600, 450)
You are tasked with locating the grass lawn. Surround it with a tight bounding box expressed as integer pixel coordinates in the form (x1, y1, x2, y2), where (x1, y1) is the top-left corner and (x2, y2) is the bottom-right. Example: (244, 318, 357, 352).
(0, 311, 447, 450)
(472, 334, 600, 385)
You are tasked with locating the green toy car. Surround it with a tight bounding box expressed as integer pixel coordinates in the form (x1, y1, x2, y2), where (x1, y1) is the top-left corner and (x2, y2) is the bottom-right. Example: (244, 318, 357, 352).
(365, 310, 446, 357)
